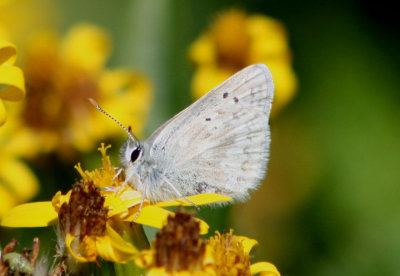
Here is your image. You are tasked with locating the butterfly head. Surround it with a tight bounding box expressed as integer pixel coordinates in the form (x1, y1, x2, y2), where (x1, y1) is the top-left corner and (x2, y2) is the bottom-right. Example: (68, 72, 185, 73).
(120, 138, 143, 168)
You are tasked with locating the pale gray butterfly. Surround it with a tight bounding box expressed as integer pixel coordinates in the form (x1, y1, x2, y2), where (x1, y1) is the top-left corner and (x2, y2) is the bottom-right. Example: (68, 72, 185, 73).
(90, 63, 273, 212)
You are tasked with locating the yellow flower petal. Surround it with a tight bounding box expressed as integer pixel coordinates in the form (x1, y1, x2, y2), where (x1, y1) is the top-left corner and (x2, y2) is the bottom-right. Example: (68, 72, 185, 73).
(65, 223, 139, 263)
(191, 66, 232, 99)
(1, 201, 58, 227)
(105, 190, 143, 217)
(65, 233, 91, 263)
(0, 24, 9, 40)
(155, 193, 232, 208)
(250, 262, 281, 276)
(246, 15, 289, 62)
(62, 24, 111, 72)
(188, 33, 216, 65)
(0, 153, 38, 217)
(0, 99, 6, 125)
(0, 156, 39, 202)
(51, 190, 71, 212)
(0, 183, 16, 217)
(146, 267, 170, 276)
(0, 41, 25, 103)
(0, 40, 16, 65)
(123, 205, 172, 228)
(236, 235, 258, 254)
(97, 70, 152, 135)
(147, 268, 207, 276)
(134, 249, 153, 268)
(0, 65, 25, 101)
(0, 121, 42, 157)
(267, 61, 297, 116)
(0, 0, 12, 8)
(202, 243, 215, 266)
(95, 223, 138, 263)
(0, 0, 56, 45)
(123, 205, 209, 234)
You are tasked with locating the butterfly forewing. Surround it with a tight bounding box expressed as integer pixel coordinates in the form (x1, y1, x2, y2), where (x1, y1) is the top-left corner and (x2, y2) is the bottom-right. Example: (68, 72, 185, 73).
(144, 63, 274, 201)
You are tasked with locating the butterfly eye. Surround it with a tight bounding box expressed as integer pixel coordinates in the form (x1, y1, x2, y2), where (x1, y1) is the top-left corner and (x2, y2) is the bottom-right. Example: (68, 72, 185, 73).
(130, 146, 142, 163)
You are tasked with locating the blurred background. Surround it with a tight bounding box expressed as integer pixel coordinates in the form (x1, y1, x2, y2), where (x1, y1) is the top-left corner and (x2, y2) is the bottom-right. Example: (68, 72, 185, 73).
(1, 0, 400, 275)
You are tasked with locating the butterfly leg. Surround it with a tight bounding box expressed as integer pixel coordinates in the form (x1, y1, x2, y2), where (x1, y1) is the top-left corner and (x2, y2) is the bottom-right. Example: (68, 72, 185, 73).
(112, 167, 123, 181)
(132, 175, 146, 222)
(111, 167, 130, 196)
(101, 167, 124, 193)
(113, 180, 128, 196)
(132, 196, 145, 222)
(162, 176, 200, 210)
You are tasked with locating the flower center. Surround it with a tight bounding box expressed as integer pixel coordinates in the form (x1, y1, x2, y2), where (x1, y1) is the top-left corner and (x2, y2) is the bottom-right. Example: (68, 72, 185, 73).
(208, 230, 251, 276)
(213, 9, 250, 70)
(22, 49, 98, 131)
(58, 181, 108, 240)
(153, 211, 206, 272)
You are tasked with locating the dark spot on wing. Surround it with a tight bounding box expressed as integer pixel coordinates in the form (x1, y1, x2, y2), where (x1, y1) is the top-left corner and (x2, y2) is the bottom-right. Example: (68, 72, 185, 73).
(195, 182, 224, 194)
(234, 97, 239, 103)
(205, 118, 211, 121)
(223, 92, 229, 98)
(195, 182, 208, 193)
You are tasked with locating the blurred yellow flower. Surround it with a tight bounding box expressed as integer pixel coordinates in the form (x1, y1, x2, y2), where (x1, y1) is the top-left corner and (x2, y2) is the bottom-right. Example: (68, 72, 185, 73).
(1, 23, 152, 159)
(0, 0, 56, 45)
(0, 40, 25, 126)
(1, 144, 232, 264)
(0, 40, 37, 219)
(189, 9, 297, 116)
(136, 211, 280, 276)
(0, 135, 39, 218)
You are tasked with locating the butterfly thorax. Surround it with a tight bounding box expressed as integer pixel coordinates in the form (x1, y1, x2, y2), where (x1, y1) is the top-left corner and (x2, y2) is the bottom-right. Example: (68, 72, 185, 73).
(120, 139, 180, 202)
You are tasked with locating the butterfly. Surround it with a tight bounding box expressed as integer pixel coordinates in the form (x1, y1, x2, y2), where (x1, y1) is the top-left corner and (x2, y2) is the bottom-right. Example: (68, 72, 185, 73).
(91, 63, 274, 211)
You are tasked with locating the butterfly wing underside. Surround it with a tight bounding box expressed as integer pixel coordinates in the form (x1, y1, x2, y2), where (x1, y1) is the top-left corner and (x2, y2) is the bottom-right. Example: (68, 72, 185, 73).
(145, 63, 274, 201)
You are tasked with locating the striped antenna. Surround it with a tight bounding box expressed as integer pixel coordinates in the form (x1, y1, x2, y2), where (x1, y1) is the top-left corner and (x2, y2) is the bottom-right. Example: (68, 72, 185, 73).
(88, 98, 138, 142)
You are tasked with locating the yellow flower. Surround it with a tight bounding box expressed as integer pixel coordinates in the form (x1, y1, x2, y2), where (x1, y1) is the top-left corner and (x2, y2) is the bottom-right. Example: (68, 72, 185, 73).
(206, 230, 280, 276)
(0, 121, 39, 218)
(1, 144, 232, 264)
(0, 40, 25, 126)
(0, 0, 56, 44)
(0, 23, 152, 159)
(0, 39, 36, 218)
(0, 153, 39, 218)
(135, 211, 280, 276)
(189, 9, 297, 116)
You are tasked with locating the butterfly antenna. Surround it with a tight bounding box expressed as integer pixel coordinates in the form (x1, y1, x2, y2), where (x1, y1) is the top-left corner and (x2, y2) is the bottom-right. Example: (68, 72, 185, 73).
(88, 98, 138, 142)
